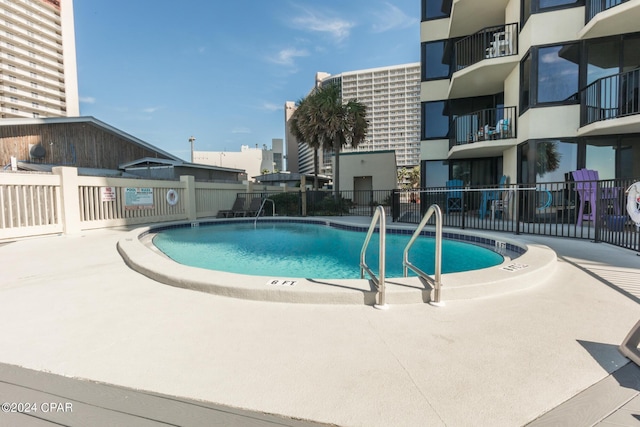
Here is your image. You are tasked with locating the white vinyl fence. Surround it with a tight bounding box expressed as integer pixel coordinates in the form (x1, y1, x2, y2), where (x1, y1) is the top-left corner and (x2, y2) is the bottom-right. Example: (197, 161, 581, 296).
(0, 167, 291, 240)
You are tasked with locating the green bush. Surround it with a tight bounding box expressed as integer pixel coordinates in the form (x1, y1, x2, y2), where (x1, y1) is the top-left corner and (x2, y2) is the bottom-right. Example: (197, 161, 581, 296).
(308, 195, 350, 216)
(267, 193, 301, 216)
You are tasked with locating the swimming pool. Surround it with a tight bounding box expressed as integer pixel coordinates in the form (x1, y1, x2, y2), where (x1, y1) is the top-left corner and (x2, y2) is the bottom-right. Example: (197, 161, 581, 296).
(152, 221, 504, 279)
(118, 217, 556, 305)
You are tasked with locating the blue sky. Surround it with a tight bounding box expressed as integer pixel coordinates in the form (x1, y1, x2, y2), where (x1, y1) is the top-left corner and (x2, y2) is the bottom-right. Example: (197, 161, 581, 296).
(74, 1, 420, 162)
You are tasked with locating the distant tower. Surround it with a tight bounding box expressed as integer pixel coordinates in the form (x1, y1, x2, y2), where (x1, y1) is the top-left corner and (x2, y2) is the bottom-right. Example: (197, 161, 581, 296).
(0, 0, 79, 118)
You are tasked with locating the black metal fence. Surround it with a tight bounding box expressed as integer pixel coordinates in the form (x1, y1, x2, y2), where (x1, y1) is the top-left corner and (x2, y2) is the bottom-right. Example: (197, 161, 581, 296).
(581, 68, 640, 126)
(454, 22, 518, 71)
(394, 178, 640, 253)
(450, 106, 517, 147)
(233, 178, 639, 253)
(236, 190, 394, 217)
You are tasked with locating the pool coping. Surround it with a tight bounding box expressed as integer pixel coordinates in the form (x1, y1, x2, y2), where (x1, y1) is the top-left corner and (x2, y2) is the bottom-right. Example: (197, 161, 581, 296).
(116, 217, 558, 305)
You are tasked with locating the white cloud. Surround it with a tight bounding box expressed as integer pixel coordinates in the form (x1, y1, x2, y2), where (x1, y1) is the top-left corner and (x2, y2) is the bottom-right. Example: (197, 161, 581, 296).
(289, 6, 355, 42)
(261, 102, 282, 112)
(371, 3, 417, 33)
(267, 47, 309, 66)
(231, 127, 252, 134)
(142, 106, 162, 114)
(80, 96, 96, 104)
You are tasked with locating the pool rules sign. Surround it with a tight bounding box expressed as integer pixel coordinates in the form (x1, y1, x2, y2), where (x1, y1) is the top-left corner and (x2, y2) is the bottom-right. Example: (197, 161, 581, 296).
(124, 187, 154, 210)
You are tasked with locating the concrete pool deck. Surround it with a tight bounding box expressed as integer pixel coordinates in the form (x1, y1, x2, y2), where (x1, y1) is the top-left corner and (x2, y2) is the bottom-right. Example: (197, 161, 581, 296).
(0, 217, 639, 426)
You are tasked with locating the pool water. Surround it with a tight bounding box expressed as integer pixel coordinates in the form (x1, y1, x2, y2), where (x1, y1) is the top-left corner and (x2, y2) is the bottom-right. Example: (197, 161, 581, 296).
(152, 222, 504, 279)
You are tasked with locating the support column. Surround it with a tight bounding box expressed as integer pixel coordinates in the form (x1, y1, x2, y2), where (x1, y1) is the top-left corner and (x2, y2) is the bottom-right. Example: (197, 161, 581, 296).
(180, 175, 197, 220)
(52, 166, 81, 234)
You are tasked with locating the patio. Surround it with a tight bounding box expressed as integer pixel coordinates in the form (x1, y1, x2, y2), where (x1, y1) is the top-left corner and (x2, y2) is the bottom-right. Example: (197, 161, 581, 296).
(0, 221, 638, 426)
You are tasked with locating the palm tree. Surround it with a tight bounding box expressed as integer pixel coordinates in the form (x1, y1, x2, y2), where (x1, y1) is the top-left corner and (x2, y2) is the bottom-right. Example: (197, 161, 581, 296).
(313, 83, 368, 200)
(289, 96, 322, 189)
(289, 83, 369, 199)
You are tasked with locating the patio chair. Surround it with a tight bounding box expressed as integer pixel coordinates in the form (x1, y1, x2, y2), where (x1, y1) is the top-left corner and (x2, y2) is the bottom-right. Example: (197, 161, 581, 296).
(479, 175, 507, 219)
(244, 197, 264, 217)
(446, 179, 464, 214)
(483, 118, 511, 140)
(497, 118, 511, 138)
(217, 196, 246, 218)
(571, 169, 621, 227)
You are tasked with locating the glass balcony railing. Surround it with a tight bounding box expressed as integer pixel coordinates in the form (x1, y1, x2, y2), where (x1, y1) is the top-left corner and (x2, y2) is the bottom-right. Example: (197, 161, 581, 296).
(580, 68, 640, 127)
(449, 106, 517, 148)
(586, 0, 630, 23)
(454, 23, 518, 72)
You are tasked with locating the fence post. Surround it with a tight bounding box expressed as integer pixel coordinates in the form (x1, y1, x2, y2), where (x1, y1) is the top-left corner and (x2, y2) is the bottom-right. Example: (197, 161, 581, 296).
(180, 175, 197, 220)
(52, 166, 81, 234)
(594, 182, 602, 243)
(300, 176, 307, 216)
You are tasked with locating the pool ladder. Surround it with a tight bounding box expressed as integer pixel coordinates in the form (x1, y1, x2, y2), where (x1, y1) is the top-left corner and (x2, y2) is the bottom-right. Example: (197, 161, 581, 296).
(360, 204, 443, 309)
(403, 204, 444, 307)
(253, 198, 275, 228)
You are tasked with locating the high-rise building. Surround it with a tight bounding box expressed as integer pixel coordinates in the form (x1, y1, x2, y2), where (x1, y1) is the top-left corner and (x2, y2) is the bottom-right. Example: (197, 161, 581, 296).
(285, 63, 421, 176)
(420, 0, 640, 188)
(0, 0, 79, 119)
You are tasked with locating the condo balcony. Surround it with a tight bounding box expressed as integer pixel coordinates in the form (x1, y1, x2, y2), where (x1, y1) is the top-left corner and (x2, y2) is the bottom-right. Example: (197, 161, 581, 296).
(448, 106, 517, 157)
(578, 68, 640, 136)
(450, 23, 519, 98)
(580, 0, 640, 39)
(448, 0, 510, 38)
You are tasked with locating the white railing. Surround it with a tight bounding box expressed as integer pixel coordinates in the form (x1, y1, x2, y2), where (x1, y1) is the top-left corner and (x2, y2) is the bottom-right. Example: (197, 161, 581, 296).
(0, 167, 291, 240)
(0, 172, 62, 239)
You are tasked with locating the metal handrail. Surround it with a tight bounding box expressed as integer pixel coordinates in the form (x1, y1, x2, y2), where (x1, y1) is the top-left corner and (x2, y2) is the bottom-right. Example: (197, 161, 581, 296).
(360, 205, 388, 310)
(403, 204, 444, 306)
(254, 198, 275, 228)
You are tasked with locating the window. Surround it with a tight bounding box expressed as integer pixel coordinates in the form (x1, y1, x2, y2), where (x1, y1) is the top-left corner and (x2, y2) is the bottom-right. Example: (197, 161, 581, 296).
(422, 40, 452, 80)
(519, 139, 578, 183)
(422, 101, 449, 139)
(620, 136, 640, 179)
(522, 0, 584, 25)
(423, 160, 449, 187)
(535, 140, 577, 183)
(520, 53, 531, 111)
(537, 44, 579, 103)
(585, 138, 616, 180)
(539, 0, 581, 8)
(520, 43, 579, 110)
(422, 0, 452, 21)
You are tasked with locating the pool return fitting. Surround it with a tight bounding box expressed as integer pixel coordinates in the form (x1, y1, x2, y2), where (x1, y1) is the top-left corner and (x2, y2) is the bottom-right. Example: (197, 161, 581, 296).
(360, 204, 444, 309)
